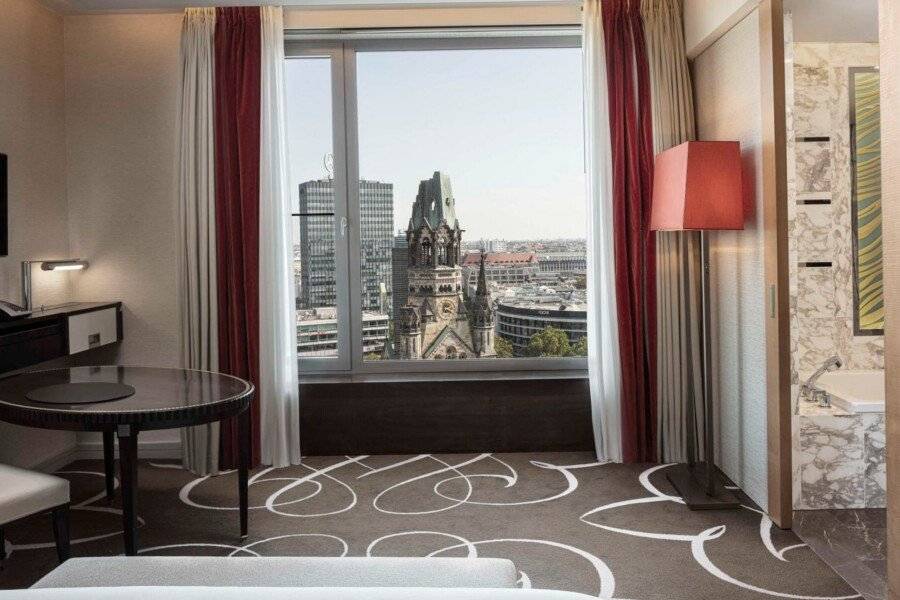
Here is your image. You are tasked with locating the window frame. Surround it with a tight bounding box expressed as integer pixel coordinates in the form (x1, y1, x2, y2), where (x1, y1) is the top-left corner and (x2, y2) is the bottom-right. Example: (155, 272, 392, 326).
(286, 27, 588, 378)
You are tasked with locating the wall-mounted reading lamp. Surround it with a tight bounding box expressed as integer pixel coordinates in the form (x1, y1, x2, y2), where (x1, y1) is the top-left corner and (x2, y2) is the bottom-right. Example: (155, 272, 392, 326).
(21, 259, 90, 311)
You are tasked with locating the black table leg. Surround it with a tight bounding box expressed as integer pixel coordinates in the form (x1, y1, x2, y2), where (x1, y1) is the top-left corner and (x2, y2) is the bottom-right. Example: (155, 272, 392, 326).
(117, 425, 139, 556)
(238, 409, 250, 539)
(102, 430, 116, 500)
(51, 505, 70, 563)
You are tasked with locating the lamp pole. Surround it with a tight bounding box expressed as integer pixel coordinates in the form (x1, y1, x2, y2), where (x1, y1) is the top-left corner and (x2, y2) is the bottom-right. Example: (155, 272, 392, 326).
(664, 229, 740, 509)
(700, 230, 715, 496)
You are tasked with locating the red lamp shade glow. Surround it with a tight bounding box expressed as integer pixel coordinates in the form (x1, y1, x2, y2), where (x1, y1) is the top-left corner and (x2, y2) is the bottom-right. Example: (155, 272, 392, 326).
(650, 141, 744, 231)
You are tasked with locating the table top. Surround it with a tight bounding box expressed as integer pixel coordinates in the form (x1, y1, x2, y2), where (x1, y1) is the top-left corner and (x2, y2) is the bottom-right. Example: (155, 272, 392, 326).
(0, 366, 253, 431)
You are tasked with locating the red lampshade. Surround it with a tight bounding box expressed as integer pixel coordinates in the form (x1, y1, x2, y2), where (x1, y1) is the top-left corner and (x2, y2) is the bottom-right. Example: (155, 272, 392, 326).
(650, 141, 744, 231)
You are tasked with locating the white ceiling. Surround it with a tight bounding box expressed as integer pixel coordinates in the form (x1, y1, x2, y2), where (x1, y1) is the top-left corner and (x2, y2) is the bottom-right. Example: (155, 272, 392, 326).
(784, 0, 878, 43)
(41, 0, 573, 15)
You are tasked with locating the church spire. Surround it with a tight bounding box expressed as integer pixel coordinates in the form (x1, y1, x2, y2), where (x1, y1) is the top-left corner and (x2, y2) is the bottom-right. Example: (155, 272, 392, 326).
(476, 251, 488, 297)
(472, 251, 493, 329)
(471, 251, 495, 356)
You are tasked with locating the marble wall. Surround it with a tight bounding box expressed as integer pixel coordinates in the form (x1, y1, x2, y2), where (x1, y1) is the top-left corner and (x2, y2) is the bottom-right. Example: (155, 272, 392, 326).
(787, 39, 883, 384)
(793, 409, 886, 509)
(786, 25, 886, 510)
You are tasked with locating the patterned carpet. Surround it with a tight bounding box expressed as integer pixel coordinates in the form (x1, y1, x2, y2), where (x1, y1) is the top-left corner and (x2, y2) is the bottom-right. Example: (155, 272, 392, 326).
(0, 453, 860, 599)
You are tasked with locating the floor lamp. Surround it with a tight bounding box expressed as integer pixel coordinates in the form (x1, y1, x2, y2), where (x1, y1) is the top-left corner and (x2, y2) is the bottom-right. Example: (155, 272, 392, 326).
(649, 141, 745, 510)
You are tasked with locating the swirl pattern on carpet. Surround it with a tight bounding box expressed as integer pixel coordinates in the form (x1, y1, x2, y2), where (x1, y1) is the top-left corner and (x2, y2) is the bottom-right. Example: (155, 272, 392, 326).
(0, 453, 859, 599)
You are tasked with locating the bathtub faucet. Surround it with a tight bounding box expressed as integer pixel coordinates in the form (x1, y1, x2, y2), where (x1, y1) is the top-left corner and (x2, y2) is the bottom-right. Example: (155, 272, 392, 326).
(800, 355, 842, 402)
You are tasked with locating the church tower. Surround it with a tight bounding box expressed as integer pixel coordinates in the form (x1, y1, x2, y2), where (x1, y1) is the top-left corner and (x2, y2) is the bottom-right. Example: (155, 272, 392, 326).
(471, 252, 495, 357)
(394, 172, 494, 359)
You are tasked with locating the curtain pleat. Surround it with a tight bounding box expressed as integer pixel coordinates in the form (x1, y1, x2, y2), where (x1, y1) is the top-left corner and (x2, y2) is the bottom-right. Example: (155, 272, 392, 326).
(641, 0, 704, 462)
(177, 7, 220, 476)
(259, 6, 301, 467)
(603, 0, 657, 463)
(214, 6, 262, 470)
(583, 0, 623, 462)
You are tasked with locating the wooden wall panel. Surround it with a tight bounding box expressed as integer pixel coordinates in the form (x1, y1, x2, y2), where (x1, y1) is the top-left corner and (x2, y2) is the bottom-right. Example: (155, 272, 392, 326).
(759, 0, 792, 530)
(299, 378, 593, 455)
(877, 2, 899, 596)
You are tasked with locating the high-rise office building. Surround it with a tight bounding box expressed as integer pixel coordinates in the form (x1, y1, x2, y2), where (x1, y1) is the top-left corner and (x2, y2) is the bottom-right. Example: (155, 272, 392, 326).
(297, 179, 394, 312)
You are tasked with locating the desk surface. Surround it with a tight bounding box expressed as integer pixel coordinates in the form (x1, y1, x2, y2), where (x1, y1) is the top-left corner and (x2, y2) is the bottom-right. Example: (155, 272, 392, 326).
(0, 365, 253, 431)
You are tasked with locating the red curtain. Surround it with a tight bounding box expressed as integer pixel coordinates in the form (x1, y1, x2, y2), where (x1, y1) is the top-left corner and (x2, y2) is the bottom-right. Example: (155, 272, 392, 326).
(603, 0, 657, 462)
(214, 6, 262, 469)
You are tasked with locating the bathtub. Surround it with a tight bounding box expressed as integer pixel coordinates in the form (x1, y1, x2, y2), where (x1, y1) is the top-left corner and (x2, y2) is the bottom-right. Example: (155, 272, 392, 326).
(816, 370, 884, 413)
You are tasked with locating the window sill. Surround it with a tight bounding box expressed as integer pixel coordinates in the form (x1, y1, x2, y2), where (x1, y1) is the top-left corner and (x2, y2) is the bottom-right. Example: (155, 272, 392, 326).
(299, 368, 589, 384)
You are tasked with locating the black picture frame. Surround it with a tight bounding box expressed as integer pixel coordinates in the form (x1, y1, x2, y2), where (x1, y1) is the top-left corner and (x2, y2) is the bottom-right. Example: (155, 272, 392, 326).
(0, 153, 7, 256)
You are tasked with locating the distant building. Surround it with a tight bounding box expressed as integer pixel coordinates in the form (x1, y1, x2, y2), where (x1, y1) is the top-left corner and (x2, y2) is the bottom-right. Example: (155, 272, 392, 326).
(394, 172, 495, 359)
(391, 232, 408, 335)
(473, 239, 506, 252)
(495, 296, 587, 357)
(297, 307, 389, 357)
(298, 179, 394, 311)
(461, 251, 540, 291)
(538, 252, 587, 275)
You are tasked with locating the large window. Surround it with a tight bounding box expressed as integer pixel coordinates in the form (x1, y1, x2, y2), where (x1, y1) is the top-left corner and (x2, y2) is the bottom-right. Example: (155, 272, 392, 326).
(286, 29, 587, 375)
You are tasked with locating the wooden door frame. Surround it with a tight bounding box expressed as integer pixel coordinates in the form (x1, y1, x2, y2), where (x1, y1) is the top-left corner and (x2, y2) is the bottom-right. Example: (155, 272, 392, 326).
(877, 2, 897, 596)
(759, 0, 793, 529)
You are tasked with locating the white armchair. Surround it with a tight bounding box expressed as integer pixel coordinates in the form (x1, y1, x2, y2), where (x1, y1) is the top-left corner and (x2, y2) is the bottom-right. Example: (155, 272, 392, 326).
(0, 464, 70, 565)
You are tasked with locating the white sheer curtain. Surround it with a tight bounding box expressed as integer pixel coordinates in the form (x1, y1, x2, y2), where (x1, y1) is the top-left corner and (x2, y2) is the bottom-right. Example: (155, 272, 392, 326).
(583, 0, 623, 462)
(177, 7, 219, 476)
(259, 5, 301, 467)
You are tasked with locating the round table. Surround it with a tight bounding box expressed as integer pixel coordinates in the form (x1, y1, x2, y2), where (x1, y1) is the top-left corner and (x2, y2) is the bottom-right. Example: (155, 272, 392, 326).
(0, 366, 254, 556)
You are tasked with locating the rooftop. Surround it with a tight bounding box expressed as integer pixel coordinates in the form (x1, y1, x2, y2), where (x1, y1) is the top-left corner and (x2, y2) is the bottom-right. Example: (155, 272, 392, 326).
(298, 307, 389, 326)
(462, 251, 539, 266)
(497, 298, 588, 313)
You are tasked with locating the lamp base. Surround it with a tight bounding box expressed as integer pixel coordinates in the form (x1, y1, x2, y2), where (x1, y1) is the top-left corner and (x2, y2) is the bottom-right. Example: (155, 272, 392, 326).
(666, 462, 741, 510)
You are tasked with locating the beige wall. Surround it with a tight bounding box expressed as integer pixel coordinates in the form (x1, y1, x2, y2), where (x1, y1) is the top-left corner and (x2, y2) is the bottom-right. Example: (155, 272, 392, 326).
(683, 0, 761, 58)
(65, 13, 182, 368)
(0, 0, 77, 469)
(877, 0, 898, 596)
(692, 8, 770, 510)
(0, 0, 71, 309)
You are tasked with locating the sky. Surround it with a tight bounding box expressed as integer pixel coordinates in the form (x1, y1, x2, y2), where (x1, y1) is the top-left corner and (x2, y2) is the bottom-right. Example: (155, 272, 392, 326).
(285, 47, 586, 241)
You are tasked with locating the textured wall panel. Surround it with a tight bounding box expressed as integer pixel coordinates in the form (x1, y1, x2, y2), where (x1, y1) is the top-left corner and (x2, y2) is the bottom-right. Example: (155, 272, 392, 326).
(691, 9, 770, 510)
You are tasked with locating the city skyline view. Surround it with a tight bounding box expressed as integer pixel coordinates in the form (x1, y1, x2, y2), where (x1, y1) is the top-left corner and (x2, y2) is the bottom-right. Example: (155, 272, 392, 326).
(286, 45, 588, 361)
(293, 170, 587, 360)
(286, 46, 586, 240)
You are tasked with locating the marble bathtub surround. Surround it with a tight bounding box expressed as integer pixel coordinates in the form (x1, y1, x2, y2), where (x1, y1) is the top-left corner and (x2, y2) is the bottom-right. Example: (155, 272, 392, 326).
(863, 414, 886, 506)
(794, 411, 886, 509)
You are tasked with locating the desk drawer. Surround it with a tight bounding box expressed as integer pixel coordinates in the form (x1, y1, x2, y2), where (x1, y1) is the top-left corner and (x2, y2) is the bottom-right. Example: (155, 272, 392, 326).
(0, 323, 66, 373)
(68, 308, 118, 354)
